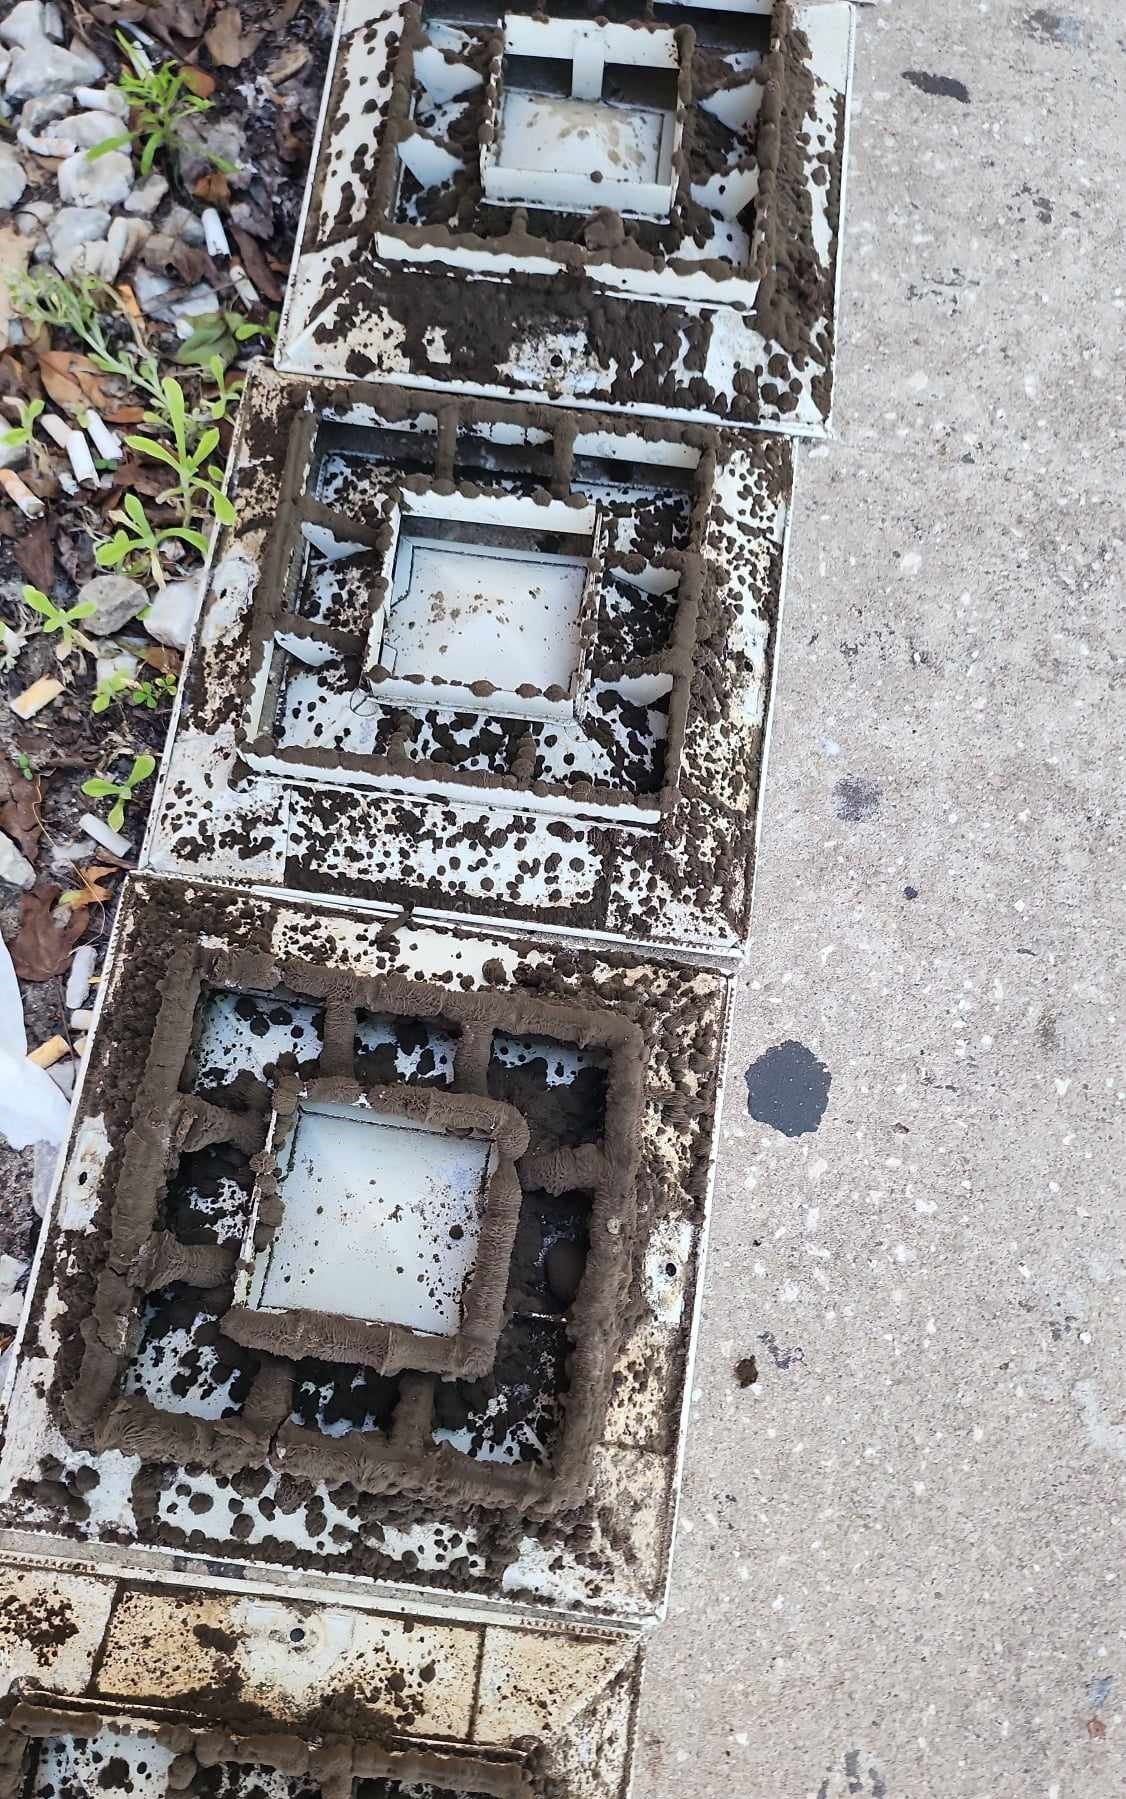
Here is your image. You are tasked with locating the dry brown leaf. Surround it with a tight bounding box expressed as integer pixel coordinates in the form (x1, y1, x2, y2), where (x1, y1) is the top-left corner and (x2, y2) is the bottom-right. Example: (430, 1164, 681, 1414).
(192, 168, 231, 206)
(0, 351, 30, 401)
(36, 349, 113, 413)
(0, 757, 44, 862)
(66, 864, 119, 908)
(105, 458, 169, 500)
(9, 885, 88, 982)
(148, 0, 212, 41)
(181, 63, 216, 97)
(89, 0, 149, 22)
(102, 401, 147, 426)
(12, 517, 55, 592)
(57, 530, 89, 584)
(204, 4, 261, 66)
(275, 109, 310, 164)
(140, 644, 182, 674)
(145, 239, 218, 287)
(266, 42, 309, 84)
(230, 225, 283, 302)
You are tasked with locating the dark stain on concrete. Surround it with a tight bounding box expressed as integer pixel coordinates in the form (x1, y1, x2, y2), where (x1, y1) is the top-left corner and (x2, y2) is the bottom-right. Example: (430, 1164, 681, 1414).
(758, 1331, 805, 1372)
(1036, 1011, 1059, 1053)
(745, 1041, 831, 1137)
(734, 1355, 759, 1388)
(1024, 9, 1083, 46)
(834, 775, 881, 822)
(818, 1752, 888, 1798)
(903, 885, 919, 900)
(903, 69, 971, 102)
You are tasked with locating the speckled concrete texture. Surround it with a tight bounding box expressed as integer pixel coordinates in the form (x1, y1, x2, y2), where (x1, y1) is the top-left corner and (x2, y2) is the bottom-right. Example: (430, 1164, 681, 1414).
(638, 2, 1124, 1795)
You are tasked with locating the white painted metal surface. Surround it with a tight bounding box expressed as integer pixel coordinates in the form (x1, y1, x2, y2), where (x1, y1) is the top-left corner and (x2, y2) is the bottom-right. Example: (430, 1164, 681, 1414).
(277, 3, 857, 437)
(249, 1101, 492, 1335)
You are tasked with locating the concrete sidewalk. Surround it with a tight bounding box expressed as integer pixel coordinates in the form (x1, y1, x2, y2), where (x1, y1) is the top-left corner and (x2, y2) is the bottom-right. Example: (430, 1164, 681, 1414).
(639, 2, 1124, 1794)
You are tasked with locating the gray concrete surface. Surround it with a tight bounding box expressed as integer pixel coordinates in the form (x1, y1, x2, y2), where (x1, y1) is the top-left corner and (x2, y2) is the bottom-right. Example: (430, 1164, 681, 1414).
(637, 2, 1125, 1794)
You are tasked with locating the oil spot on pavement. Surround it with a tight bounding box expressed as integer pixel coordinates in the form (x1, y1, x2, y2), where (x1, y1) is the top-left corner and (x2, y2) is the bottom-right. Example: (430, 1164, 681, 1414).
(745, 1041, 831, 1137)
(734, 1356, 759, 1388)
(833, 775, 881, 822)
(903, 69, 971, 102)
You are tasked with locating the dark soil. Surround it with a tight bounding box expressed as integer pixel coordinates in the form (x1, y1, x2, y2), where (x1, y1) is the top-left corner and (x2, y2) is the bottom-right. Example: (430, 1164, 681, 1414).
(0, 0, 335, 1272)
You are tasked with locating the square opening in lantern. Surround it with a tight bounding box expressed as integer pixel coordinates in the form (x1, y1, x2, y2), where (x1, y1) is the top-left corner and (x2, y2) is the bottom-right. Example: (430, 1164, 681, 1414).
(224, 1076, 528, 1380)
(480, 14, 683, 221)
(367, 485, 602, 722)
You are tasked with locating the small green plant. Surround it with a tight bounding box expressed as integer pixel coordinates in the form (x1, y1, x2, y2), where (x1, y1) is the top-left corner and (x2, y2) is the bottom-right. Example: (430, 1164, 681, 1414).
(130, 673, 178, 710)
(90, 670, 133, 713)
(11, 270, 168, 415)
(125, 376, 235, 530)
(0, 396, 44, 450)
(90, 667, 178, 713)
(81, 752, 156, 833)
(176, 310, 267, 373)
(96, 491, 208, 584)
(202, 356, 244, 423)
(14, 752, 33, 780)
(22, 585, 96, 658)
(88, 33, 234, 177)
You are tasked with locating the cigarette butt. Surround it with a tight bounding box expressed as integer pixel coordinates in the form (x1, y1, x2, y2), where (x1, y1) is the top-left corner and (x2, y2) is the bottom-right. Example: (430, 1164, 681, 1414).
(10, 675, 63, 719)
(69, 1008, 95, 1031)
(65, 943, 97, 1011)
(201, 207, 230, 258)
(78, 811, 131, 859)
(82, 410, 123, 462)
(65, 429, 99, 487)
(73, 1035, 89, 1056)
(0, 467, 45, 519)
(39, 414, 70, 451)
(56, 468, 79, 496)
(28, 1035, 69, 1069)
(228, 262, 259, 309)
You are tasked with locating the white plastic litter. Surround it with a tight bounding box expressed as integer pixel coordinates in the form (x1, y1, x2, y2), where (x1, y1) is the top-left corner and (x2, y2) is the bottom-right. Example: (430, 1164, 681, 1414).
(0, 930, 71, 1150)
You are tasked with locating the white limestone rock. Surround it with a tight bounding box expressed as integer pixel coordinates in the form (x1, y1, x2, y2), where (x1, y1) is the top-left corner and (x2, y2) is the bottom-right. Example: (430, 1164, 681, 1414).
(0, 144, 27, 210)
(143, 571, 204, 649)
(57, 145, 132, 206)
(5, 36, 104, 100)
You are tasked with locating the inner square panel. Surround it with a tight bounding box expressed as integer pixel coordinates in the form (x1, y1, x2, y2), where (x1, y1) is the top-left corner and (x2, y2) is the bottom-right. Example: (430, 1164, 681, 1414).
(366, 485, 601, 723)
(255, 1100, 493, 1337)
(384, 535, 586, 697)
(479, 14, 682, 220)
